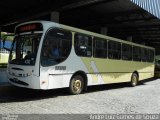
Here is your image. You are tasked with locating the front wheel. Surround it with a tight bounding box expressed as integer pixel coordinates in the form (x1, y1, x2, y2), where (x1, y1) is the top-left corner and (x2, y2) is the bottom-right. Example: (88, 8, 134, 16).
(130, 73, 138, 87)
(69, 75, 84, 95)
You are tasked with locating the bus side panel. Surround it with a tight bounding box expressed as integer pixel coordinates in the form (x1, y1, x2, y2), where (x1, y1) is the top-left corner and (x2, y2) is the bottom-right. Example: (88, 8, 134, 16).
(48, 74, 72, 89)
(138, 64, 155, 80)
(81, 58, 132, 85)
(41, 49, 90, 89)
(81, 58, 155, 85)
(40, 51, 155, 89)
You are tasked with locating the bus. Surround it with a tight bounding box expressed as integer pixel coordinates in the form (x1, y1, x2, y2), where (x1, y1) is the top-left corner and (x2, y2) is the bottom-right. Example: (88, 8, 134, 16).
(5, 21, 155, 94)
(154, 55, 160, 77)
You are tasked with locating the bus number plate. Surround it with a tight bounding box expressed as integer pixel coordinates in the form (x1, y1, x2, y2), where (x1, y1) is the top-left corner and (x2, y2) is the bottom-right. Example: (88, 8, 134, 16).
(55, 66, 66, 70)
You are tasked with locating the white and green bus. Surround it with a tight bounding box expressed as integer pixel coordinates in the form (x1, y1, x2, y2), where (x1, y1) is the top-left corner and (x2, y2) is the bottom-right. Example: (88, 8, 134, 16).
(6, 21, 155, 94)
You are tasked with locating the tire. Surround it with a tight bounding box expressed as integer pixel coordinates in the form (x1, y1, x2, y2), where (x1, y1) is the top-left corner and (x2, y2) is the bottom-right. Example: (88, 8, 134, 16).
(69, 75, 84, 95)
(130, 73, 138, 87)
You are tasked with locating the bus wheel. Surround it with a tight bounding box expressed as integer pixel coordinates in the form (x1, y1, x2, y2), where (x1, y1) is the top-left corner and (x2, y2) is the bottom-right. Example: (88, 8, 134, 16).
(69, 75, 84, 95)
(130, 73, 138, 87)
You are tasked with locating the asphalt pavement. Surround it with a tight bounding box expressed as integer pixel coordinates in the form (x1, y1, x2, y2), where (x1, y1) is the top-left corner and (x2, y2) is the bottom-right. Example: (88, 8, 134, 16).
(0, 78, 160, 114)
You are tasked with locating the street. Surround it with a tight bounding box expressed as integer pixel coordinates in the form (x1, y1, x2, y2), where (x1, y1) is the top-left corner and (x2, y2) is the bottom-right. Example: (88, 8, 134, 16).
(0, 78, 160, 114)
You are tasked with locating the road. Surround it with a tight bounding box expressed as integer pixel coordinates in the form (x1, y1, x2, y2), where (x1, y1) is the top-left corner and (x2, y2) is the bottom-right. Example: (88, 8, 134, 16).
(0, 78, 160, 114)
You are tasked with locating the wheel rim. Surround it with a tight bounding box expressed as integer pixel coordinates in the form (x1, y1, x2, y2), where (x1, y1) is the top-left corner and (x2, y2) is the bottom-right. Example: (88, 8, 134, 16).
(73, 79, 82, 92)
(132, 75, 137, 86)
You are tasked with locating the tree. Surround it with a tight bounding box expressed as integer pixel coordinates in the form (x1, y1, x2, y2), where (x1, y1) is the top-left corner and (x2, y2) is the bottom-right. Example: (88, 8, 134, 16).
(1, 32, 14, 41)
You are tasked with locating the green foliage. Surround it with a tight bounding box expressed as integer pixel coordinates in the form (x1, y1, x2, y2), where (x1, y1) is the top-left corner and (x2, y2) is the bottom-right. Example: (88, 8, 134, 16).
(1, 32, 14, 41)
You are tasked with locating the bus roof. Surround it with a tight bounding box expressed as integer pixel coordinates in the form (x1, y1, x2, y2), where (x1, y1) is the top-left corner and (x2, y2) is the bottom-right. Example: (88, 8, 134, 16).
(16, 21, 155, 50)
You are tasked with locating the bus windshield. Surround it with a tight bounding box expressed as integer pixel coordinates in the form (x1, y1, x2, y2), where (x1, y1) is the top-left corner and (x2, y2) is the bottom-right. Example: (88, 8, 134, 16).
(9, 33, 42, 65)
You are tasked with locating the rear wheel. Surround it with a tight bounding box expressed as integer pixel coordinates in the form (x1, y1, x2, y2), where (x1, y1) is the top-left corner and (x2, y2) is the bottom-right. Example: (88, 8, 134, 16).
(69, 75, 84, 95)
(130, 73, 138, 87)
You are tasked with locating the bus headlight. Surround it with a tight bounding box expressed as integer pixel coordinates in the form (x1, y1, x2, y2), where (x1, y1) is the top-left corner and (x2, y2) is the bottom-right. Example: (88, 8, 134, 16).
(23, 73, 32, 77)
(22, 74, 27, 77)
(20, 73, 32, 77)
(27, 72, 32, 76)
(8, 70, 32, 77)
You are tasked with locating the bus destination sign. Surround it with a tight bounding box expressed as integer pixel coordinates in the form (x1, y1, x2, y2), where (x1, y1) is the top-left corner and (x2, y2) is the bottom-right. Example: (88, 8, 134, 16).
(16, 23, 43, 34)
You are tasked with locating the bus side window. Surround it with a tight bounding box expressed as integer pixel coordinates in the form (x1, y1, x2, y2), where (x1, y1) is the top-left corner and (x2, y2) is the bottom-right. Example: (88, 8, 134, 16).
(141, 48, 148, 62)
(133, 46, 141, 62)
(122, 44, 132, 61)
(74, 33, 92, 57)
(147, 49, 154, 62)
(41, 28, 72, 66)
(93, 37, 107, 58)
(108, 41, 121, 60)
